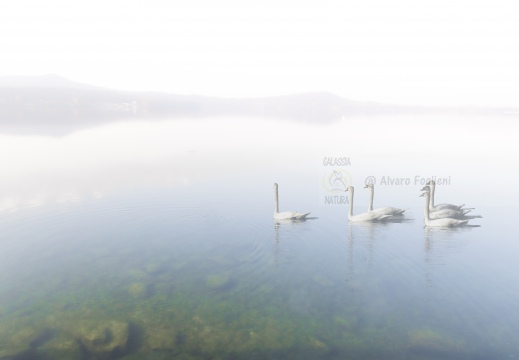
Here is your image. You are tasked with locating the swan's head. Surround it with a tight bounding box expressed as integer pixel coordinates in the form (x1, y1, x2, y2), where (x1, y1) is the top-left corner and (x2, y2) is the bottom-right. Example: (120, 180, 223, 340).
(363, 184, 373, 189)
(273, 183, 278, 189)
(346, 186, 354, 192)
(420, 185, 430, 192)
(426, 179, 436, 186)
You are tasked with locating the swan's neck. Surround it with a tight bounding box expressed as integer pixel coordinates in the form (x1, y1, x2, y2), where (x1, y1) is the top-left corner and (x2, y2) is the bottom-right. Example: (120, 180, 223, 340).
(423, 193, 431, 224)
(368, 186, 374, 211)
(274, 187, 279, 213)
(348, 189, 354, 217)
(429, 182, 436, 210)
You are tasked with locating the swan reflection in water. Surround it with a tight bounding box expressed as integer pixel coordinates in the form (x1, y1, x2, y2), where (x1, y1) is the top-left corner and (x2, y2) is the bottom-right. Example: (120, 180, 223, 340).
(346, 217, 413, 279)
(423, 224, 481, 287)
(347, 222, 375, 279)
(273, 216, 317, 268)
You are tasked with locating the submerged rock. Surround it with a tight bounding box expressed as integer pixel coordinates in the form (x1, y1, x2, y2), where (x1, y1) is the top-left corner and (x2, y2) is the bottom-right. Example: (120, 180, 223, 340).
(145, 328, 178, 350)
(308, 336, 328, 350)
(38, 336, 83, 359)
(75, 320, 129, 357)
(145, 263, 168, 276)
(333, 315, 356, 330)
(206, 274, 231, 290)
(0, 326, 53, 359)
(0, 328, 33, 358)
(128, 282, 149, 299)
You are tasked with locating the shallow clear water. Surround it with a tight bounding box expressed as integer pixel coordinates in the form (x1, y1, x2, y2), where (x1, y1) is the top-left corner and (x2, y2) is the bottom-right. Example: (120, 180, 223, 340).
(0, 115, 518, 359)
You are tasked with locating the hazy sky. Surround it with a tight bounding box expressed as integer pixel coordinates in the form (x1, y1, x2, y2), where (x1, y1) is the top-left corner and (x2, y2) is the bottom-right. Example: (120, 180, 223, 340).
(1, 0, 518, 106)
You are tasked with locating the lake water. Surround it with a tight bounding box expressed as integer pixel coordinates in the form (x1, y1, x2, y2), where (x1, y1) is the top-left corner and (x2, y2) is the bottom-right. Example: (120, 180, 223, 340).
(0, 115, 518, 359)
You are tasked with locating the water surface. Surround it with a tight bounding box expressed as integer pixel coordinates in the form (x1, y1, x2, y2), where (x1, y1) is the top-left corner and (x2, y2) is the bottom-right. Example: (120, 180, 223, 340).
(0, 115, 518, 359)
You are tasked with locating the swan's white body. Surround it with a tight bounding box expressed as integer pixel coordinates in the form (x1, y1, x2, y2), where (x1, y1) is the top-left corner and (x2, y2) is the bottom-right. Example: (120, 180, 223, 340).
(427, 181, 466, 212)
(421, 185, 472, 215)
(421, 191, 468, 227)
(347, 187, 393, 222)
(273, 183, 310, 220)
(427, 208, 472, 219)
(364, 184, 405, 216)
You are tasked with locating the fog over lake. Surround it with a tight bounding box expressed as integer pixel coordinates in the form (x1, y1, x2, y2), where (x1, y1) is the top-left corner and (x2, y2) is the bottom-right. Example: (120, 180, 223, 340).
(1, 114, 517, 211)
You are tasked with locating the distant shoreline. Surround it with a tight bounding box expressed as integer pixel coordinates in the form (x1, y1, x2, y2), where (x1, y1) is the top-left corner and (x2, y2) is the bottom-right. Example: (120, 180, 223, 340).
(1, 75, 518, 136)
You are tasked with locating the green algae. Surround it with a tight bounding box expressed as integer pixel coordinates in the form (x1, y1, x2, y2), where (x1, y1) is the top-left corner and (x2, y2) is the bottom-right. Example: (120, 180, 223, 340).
(205, 273, 232, 289)
(407, 328, 467, 357)
(0, 276, 505, 360)
(128, 282, 150, 299)
(0, 222, 514, 360)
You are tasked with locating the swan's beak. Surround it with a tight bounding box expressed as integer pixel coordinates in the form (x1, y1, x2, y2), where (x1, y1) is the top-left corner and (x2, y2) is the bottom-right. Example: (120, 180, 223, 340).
(420, 187, 427, 191)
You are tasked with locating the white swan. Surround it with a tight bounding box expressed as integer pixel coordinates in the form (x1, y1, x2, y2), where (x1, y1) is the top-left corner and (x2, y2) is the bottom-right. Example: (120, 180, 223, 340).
(273, 183, 310, 220)
(420, 186, 472, 217)
(422, 186, 482, 219)
(426, 180, 469, 211)
(420, 190, 468, 227)
(364, 184, 405, 216)
(346, 186, 393, 222)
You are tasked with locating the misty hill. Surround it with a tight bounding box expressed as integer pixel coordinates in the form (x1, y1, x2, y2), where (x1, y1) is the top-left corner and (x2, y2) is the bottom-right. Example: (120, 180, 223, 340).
(0, 75, 517, 135)
(0, 75, 384, 125)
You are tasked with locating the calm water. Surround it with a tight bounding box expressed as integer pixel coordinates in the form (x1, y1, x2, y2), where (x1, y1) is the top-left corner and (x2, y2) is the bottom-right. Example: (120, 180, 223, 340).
(0, 115, 518, 359)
